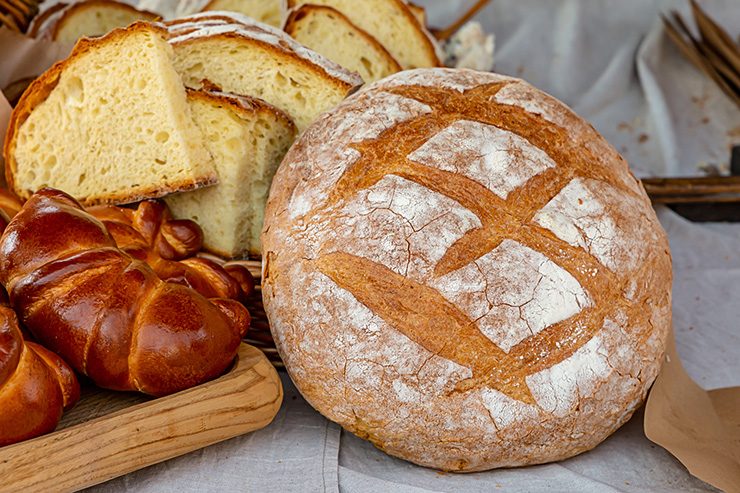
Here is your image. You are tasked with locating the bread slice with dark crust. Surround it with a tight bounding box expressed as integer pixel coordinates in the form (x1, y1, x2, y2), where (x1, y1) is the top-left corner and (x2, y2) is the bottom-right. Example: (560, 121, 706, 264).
(30, 0, 158, 42)
(284, 4, 401, 83)
(200, 0, 282, 27)
(284, 0, 441, 70)
(166, 87, 297, 259)
(5, 21, 217, 206)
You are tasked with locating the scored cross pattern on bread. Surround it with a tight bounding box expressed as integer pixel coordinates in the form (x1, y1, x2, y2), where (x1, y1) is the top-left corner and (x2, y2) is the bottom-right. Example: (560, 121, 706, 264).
(262, 69, 672, 471)
(310, 81, 664, 405)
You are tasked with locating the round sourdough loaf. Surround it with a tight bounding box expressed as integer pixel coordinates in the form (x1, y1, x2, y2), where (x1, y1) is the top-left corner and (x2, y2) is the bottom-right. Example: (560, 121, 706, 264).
(261, 68, 672, 471)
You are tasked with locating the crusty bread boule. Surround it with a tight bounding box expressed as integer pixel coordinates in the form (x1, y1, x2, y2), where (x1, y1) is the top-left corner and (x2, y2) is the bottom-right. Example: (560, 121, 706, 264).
(261, 68, 672, 471)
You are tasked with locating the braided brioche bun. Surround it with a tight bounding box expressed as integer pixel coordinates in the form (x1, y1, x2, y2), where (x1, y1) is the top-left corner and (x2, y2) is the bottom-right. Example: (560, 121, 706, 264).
(261, 68, 672, 471)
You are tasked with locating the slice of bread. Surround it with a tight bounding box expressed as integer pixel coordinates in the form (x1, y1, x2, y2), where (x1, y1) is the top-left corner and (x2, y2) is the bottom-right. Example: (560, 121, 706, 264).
(26, 2, 68, 37)
(31, 0, 158, 42)
(200, 0, 282, 27)
(165, 12, 363, 132)
(284, 5, 401, 83)
(165, 87, 297, 258)
(5, 21, 218, 206)
(407, 2, 426, 26)
(284, 0, 440, 70)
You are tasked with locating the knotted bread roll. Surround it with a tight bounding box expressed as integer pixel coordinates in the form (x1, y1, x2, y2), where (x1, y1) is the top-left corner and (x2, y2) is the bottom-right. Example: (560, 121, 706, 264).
(0, 188, 250, 397)
(261, 68, 672, 471)
(0, 305, 80, 446)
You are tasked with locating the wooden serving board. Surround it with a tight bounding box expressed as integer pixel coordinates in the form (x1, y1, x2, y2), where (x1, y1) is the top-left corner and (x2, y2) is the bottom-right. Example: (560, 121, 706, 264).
(0, 343, 283, 493)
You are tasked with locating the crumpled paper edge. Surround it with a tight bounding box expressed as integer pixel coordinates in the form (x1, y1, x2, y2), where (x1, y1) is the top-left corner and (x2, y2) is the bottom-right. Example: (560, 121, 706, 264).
(645, 327, 740, 493)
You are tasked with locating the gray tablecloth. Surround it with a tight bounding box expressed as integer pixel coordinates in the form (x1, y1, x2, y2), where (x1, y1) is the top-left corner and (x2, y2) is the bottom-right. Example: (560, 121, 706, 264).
(86, 1, 740, 491)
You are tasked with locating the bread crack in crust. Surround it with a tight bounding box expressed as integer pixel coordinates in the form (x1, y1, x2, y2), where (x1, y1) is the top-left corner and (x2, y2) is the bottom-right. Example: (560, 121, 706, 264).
(262, 68, 672, 471)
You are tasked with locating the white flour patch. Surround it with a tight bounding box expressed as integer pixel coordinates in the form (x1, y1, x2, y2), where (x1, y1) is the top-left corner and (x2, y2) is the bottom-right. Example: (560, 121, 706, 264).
(432, 239, 590, 352)
(407, 120, 556, 200)
(493, 81, 577, 131)
(526, 334, 612, 417)
(477, 387, 539, 430)
(533, 178, 653, 273)
(371, 67, 517, 94)
(325, 175, 481, 282)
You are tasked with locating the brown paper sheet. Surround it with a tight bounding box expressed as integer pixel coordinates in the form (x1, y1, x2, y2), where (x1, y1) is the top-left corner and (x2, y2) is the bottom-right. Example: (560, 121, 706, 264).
(645, 328, 740, 493)
(0, 22, 739, 492)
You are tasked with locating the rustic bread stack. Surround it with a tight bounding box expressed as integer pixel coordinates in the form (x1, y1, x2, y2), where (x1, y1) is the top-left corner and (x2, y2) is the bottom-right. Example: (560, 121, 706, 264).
(283, 5, 401, 83)
(168, 86, 297, 258)
(6, 18, 360, 257)
(283, 0, 440, 71)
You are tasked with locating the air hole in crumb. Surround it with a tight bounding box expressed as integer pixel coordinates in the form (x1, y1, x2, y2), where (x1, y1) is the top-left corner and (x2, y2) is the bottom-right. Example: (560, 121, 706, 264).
(43, 155, 56, 169)
(155, 131, 170, 143)
(78, 173, 86, 185)
(155, 158, 166, 165)
(136, 78, 147, 90)
(66, 76, 84, 105)
(360, 57, 375, 76)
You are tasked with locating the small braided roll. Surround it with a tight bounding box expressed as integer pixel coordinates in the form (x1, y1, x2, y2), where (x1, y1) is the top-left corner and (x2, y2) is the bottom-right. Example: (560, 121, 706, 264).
(0, 188, 250, 397)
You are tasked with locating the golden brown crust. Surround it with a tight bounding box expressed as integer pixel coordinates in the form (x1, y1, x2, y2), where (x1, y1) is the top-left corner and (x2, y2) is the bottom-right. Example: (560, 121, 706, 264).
(262, 68, 672, 471)
(48, 0, 158, 41)
(4, 21, 217, 206)
(168, 27, 360, 94)
(283, 4, 403, 74)
(0, 188, 250, 397)
(285, 0, 440, 68)
(0, 305, 81, 446)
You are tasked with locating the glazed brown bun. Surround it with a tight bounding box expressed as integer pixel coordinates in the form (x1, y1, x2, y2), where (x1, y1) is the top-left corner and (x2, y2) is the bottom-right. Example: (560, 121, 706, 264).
(261, 68, 672, 471)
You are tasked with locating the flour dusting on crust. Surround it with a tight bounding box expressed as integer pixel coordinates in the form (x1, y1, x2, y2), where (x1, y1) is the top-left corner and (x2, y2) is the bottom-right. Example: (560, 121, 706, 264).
(407, 120, 556, 200)
(432, 239, 590, 353)
(261, 68, 672, 472)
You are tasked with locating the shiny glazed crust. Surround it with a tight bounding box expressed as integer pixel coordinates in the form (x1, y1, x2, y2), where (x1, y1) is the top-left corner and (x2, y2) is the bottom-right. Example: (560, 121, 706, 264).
(261, 68, 673, 471)
(0, 188, 250, 397)
(0, 305, 80, 446)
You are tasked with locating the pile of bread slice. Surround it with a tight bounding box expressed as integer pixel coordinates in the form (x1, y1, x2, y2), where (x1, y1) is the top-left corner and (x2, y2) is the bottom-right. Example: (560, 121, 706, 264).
(7, 15, 364, 259)
(12, 0, 446, 259)
(28, 0, 442, 82)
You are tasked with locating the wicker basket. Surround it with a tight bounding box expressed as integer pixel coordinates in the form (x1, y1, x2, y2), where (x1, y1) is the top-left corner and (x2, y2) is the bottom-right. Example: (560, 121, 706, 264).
(222, 260, 283, 368)
(243, 286, 282, 368)
(0, 0, 41, 33)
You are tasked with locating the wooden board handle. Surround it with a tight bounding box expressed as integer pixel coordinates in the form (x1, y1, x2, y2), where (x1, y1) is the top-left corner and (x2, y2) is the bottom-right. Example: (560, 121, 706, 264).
(0, 343, 283, 493)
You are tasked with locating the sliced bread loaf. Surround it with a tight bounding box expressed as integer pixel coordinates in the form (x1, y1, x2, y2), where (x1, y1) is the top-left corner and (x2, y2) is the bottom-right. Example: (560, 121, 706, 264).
(31, 0, 158, 42)
(201, 0, 282, 27)
(165, 87, 297, 258)
(284, 0, 440, 70)
(164, 11, 363, 132)
(5, 21, 217, 205)
(283, 5, 401, 83)
(407, 2, 426, 26)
